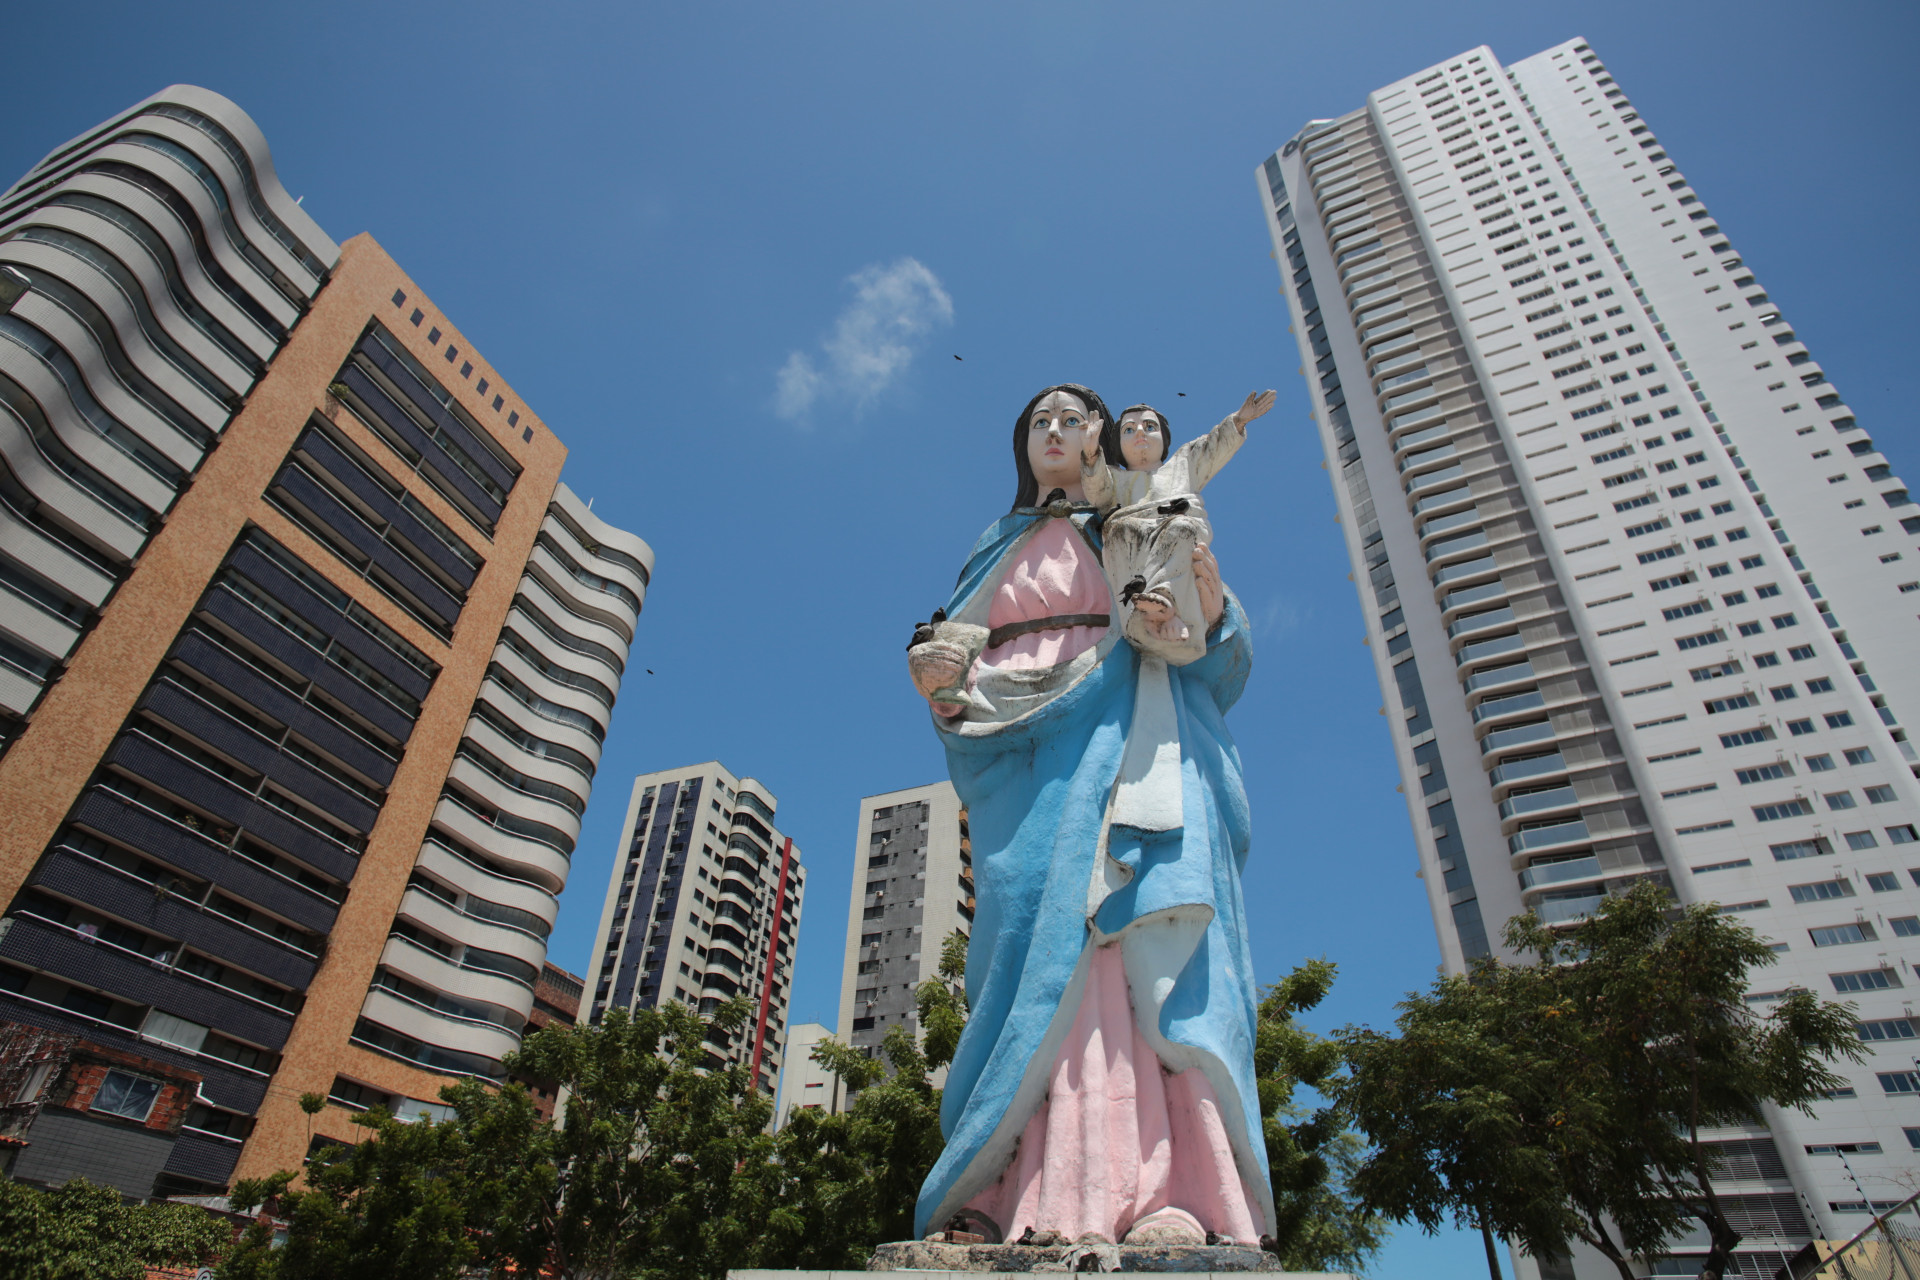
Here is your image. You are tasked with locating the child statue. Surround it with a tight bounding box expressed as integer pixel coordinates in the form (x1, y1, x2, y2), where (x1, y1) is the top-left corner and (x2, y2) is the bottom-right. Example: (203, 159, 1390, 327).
(1080, 390, 1276, 664)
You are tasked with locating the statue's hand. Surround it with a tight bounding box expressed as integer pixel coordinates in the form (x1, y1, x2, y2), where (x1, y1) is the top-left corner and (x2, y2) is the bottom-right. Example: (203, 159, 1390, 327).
(1232, 389, 1277, 430)
(1194, 543, 1225, 630)
(909, 645, 968, 718)
(1081, 413, 1105, 463)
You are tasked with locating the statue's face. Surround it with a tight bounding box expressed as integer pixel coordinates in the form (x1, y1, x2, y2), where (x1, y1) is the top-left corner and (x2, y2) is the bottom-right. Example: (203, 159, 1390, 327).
(1119, 410, 1165, 471)
(1025, 390, 1092, 496)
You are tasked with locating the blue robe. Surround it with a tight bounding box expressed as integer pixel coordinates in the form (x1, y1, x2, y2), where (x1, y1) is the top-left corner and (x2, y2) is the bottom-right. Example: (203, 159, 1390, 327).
(914, 508, 1268, 1238)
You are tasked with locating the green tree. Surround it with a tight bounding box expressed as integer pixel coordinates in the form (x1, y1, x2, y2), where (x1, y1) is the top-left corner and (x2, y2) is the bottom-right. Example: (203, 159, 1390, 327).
(1339, 882, 1866, 1280)
(220, 1105, 479, 1280)
(454, 994, 782, 1280)
(0, 1176, 229, 1280)
(1256, 959, 1387, 1274)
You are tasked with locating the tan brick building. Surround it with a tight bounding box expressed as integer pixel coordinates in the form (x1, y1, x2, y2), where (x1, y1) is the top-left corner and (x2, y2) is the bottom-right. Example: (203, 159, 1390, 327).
(0, 86, 651, 1195)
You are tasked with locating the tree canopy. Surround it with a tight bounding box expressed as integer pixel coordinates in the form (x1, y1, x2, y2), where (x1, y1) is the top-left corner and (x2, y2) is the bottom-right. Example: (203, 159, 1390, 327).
(1338, 882, 1866, 1280)
(0, 1176, 229, 1280)
(204, 930, 1384, 1279)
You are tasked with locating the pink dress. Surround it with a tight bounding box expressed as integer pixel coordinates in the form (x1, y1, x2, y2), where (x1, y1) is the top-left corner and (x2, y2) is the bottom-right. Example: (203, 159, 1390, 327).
(964, 518, 1263, 1245)
(981, 519, 1110, 670)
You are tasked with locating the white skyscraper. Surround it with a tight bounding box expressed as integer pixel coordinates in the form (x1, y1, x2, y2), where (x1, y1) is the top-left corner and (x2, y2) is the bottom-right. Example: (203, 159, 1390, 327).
(1262, 37, 1920, 1278)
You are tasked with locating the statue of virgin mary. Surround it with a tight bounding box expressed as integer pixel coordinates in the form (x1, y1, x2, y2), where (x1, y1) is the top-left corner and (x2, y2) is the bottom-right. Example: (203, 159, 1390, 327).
(905, 383, 1271, 1247)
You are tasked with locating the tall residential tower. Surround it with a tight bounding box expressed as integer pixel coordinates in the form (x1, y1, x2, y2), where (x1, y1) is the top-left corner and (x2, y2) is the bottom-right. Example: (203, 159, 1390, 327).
(0, 87, 651, 1198)
(836, 780, 971, 1063)
(1262, 38, 1920, 1277)
(585, 762, 804, 1096)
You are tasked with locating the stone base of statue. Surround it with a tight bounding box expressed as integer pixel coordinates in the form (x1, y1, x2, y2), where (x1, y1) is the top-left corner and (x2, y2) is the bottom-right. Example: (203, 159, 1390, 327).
(725, 1242, 1355, 1279)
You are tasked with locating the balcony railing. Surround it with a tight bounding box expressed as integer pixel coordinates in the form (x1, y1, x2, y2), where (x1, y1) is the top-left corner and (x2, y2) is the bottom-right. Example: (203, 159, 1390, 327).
(1432, 554, 1499, 589)
(1480, 719, 1555, 755)
(1500, 785, 1578, 821)
(1536, 892, 1606, 924)
(1519, 855, 1602, 891)
(1488, 752, 1566, 787)
(1508, 819, 1591, 855)
(1449, 606, 1514, 640)
(1463, 659, 1534, 696)
(1473, 689, 1545, 723)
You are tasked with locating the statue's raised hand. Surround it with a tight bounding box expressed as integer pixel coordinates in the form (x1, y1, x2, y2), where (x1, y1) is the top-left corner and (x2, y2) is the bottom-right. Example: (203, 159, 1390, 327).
(1231, 389, 1277, 430)
(1080, 413, 1105, 463)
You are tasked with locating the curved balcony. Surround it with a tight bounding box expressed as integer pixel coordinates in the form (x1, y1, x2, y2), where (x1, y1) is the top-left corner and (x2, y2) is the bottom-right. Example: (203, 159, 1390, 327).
(13, 206, 252, 402)
(1508, 818, 1591, 857)
(414, 840, 556, 930)
(1424, 529, 1489, 567)
(524, 547, 634, 648)
(1420, 483, 1474, 521)
(1473, 688, 1547, 725)
(1405, 463, 1465, 498)
(1536, 891, 1607, 925)
(429, 794, 567, 893)
(1398, 441, 1455, 478)
(378, 934, 534, 1020)
(1457, 632, 1525, 671)
(515, 575, 629, 674)
(360, 987, 521, 1066)
(1417, 505, 1482, 544)
(490, 642, 609, 739)
(503, 605, 622, 697)
(1480, 718, 1556, 756)
(1448, 606, 1514, 642)
(1459, 660, 1536, 702)
(459, 714, 590, 809)
(1488, 751, 1567, 789)
(1500, 785, 1580, 824)
(0, 237, 236, 429)
(394, 885, 546, 973)
(1431, 554, 1501, 591)
(446, 755, 581, 846)
(1518, 854, 1603, 892)
(1439, 579, 1507, 619)
(716, 882, 757, 913)
(1374, 360, 1431, 393)
(473, 679, 602, 770)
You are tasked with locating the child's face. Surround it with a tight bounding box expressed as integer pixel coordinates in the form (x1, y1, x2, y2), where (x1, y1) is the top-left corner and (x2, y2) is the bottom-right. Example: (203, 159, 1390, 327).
(1119, 411, 1165, 471)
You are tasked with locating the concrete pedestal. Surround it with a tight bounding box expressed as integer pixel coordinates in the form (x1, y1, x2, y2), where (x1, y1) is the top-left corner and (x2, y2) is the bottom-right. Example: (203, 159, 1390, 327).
(728, 1238, 1358, 1280)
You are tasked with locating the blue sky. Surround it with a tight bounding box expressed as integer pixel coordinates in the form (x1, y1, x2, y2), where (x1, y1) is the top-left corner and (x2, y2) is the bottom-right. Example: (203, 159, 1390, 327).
(6, 2, 1916, 1272)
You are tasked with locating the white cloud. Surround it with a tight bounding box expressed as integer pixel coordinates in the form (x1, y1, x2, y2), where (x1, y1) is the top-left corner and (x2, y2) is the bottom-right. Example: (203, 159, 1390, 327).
(774, 258, 953, 422)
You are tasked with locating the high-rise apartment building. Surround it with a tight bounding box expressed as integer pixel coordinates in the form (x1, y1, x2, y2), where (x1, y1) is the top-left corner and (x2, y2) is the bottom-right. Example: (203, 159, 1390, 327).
(1262, 38, 1920, 1276)
(836, 781, 971, 1061)
(586, 762, 804, 1095)
(0, 86, 651, 1198)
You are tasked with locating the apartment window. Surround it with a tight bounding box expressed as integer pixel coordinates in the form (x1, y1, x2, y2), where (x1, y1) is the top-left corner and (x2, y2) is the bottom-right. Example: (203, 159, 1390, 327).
(1832, 968, 1898, 992)
(1789, 645, 1817, 661)
(1845, 831, 1879, 851)
(1787, 719, 1816, 735)
(1806, 755, 1835, 772)
(1889, 825, 1918, 844)
(1879, 1071, 1920, 1094)
(1826, 712, 1855, 728)
(1767, 683, 1798, 702)
(1735, 764, 1792, 784)
(1773, 614, 1799, 629)
(1719, 726, 1774, 748)
(1739, 622, 1766, 637)
(1867, 872, 1900, 892)
(1706, 694, 1757, 714)
(1812, 922, 1876, 947)
(1892, 919, 1920, 939)
(1753, 799, 1813, 822)
(1789, 880, 1853, 903)
(92, 1070, 161, 1122)
(1867, 785, 1897, 804)
(1827, 792, 1858, 811)
(1753, 652, 1780, 668)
